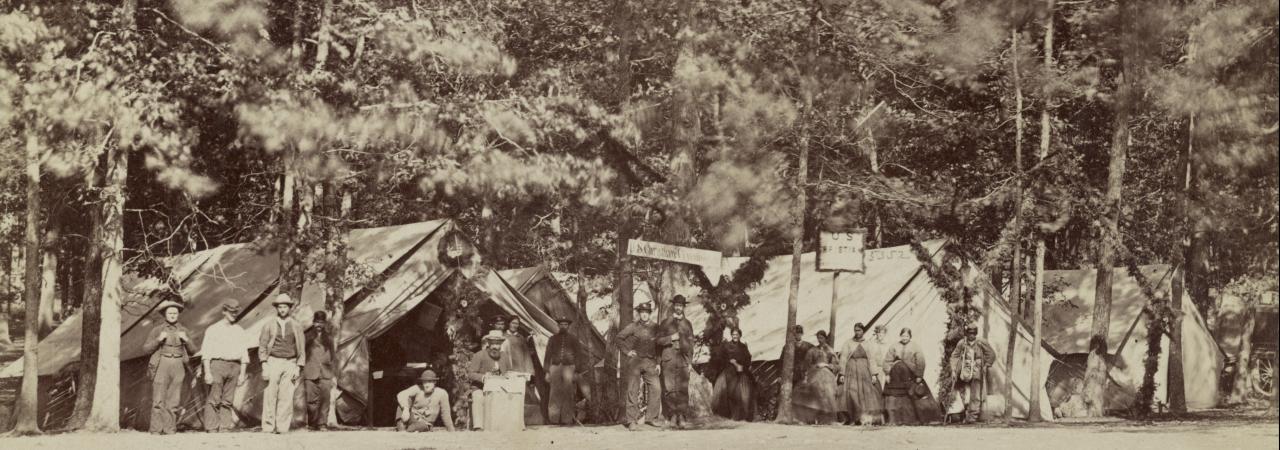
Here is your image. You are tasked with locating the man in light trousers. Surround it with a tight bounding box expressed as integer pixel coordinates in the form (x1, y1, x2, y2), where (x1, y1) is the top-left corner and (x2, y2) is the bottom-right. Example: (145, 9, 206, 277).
(259, 293, 307, 433)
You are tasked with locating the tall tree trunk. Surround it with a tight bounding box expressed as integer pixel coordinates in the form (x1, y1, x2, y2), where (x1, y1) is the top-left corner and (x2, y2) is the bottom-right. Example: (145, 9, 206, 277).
(69, 196, 102, 430)
(280, 168, 299, 300)
(0, 242, 12, 348)
(1083, 43, 1133, 419)
(1030, 0, 1055, 422)
(1005, 27, 1025, 420)
(85, 142, 127, 432)
(312, 0, 332, 73)
(776, 117, 809, 424)
(38, 228, 58, 338)
(12, 134, 45, 435)
(294, 177, 314, 301)
(1228, 301, 1255, 404)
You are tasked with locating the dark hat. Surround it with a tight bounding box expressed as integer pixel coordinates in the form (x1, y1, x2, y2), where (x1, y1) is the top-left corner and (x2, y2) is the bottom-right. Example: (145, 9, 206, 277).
(635, 303, 653, 312)
(671, 295, 688, 306)
(313, 310, 328, 322)
(965, 323, 979, 333)
(419, 370, 440, 382)
(157, 300, 184, 314)
(272, 293, 295, 307)
(221, 299, 241, 314)
(555, 316, 574, 324)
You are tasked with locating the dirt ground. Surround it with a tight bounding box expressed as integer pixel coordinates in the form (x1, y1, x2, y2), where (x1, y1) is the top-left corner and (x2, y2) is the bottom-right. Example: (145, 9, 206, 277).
(2, 410, 1276, 450)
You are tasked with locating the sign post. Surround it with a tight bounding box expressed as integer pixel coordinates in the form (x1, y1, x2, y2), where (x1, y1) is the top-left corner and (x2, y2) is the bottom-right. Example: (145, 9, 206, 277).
(817, 229, 866, 343)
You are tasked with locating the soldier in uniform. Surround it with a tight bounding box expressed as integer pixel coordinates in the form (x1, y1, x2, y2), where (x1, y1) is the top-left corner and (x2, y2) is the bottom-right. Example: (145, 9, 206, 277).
(658, 295, 695, 429)
(544, 316, 588, 425)
(258, 293, 307, 434)
(144, 299, 197, 434)
(303, 310, 335, 430)
(396, 370, 456, 432)
(617, 302, 662, 430)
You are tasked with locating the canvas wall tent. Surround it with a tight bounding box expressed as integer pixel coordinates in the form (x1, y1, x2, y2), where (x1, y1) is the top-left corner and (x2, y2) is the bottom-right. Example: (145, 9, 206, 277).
(0, 220, 571, 429)
(1042, 265, 1224, 410)
(500, 266, 608, 366)
(680, 241, 1057, 420)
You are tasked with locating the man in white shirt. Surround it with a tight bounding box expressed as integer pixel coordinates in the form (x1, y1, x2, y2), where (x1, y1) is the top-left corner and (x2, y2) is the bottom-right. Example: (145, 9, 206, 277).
(201, 299, 249, 432)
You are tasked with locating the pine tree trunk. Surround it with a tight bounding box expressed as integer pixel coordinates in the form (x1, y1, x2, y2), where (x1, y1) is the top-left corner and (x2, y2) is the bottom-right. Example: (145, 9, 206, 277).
(13, 134, 45, 435)
(312, 0, 332, 73)
(69, 199, 102, 430)
(0, 242, 12, 348)
(1228, 305, 1255, 404)
(280, 169, 299, 300)
(1005, 27, 1025, 420)
(38, 228, 58, 338)
(1083, 54, 1132, 419)
(85, 141, 127, 432)
(1029, 0, 1055, 422)
(775, 113, 809, 425)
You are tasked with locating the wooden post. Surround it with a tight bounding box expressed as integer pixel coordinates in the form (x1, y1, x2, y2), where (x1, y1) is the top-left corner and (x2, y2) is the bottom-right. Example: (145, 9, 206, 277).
(830, 272, 840, 343)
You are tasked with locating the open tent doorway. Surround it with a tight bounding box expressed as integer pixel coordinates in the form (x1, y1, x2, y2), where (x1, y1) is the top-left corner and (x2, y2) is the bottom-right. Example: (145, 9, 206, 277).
(366, 275, 455, 427)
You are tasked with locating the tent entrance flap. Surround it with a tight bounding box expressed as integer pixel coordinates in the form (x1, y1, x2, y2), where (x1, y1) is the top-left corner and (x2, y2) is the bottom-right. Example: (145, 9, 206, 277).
(366, 284, 455, 427)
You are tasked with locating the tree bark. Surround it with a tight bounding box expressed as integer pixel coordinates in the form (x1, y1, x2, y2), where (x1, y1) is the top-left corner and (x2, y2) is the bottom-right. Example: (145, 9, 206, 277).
(312, 0, 332, 73)
(1005, 27, 1026, 420)
(1228, 303, 1255, 404)
(38, 228, 58, 338)
(85, 140, 127, 432)
(1083, 48, 1132, 419)
(13, 134, 45, 435)
(776, 118, 808, 424)
(1029, 0, 1055, 422)
(0, 242, 12, 348)
(69, 196, 102, 430)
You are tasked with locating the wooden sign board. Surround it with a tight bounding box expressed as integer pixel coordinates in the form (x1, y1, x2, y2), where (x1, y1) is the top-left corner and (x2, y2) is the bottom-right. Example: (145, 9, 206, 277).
(817, 229, 866, 273)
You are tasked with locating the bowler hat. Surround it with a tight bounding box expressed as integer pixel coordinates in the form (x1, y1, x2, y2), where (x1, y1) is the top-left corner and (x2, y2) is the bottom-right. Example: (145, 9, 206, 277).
(671, 295, 688, 306)
(313, 310, 328, 322)
(420, 370, 440, 382)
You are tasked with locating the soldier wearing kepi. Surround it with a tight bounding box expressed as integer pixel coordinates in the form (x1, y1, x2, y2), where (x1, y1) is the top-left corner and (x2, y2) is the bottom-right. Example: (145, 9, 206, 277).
(658, 295, 695, 429)
(201, 299, 249, 433)
(949, 323, 995, 424)
(396, 370, 455, 432)
(258, 293, 307, 434)
(144, 298, 197, 434)
(303, 311, 335, 430)
(544, 316, 588, 425)
(617, 302, 662, 430)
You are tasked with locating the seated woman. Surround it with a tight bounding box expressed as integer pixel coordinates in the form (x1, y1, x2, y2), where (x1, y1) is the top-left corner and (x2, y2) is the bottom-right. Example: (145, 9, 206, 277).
(710, 328, 755, 421)
(792, 330, 840, 425)
(396, 370, 455, 432)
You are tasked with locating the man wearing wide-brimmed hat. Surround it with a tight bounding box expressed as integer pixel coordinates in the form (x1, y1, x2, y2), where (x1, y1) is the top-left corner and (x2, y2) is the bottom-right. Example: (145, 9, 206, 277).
(396, 370, 455, 432)
(143, 297, 197, 434)
(466, 329, 512, 430)
(617, 302, 662, 430)
(258, 293, 307, 433)
(201, 299, 249, 432)
(544, 315, 588, 425)
(658, 295, 696, 428)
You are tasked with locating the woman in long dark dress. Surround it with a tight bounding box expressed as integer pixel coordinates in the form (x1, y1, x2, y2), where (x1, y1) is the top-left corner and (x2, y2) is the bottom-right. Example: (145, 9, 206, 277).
(883, 327, 926, 425)
(840, 323, 885, 425)
(710, 328, 755, 421)
(792, 330, 840, 424)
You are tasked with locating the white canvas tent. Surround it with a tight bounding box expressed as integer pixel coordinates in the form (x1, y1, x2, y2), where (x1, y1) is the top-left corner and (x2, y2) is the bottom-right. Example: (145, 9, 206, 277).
(1042, 265, 1224, 410)
(1, 220, 568, 429)
(679, 241, 1057, 420)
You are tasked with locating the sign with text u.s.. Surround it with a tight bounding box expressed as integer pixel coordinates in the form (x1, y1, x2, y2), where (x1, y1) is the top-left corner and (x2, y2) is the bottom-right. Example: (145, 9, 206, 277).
(627, 239, 724, 281)
(817, 230, 866, 273)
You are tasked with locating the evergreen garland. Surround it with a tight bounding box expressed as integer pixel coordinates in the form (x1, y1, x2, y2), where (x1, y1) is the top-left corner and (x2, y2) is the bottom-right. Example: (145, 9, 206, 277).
(689, 254, 770, 346)
(1124, 258, 1176, 416)
(908, 240, 979, 409)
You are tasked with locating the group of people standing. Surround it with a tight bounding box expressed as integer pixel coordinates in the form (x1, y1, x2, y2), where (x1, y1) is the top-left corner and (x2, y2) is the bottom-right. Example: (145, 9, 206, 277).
(615, 296, 698, 430)
(145, 293, 335, 435)
(789, 322, 996, 425)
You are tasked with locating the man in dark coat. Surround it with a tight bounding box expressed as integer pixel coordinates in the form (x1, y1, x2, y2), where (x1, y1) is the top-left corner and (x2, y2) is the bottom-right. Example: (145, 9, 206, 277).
(303, 310, 335, 430)
(658, 295, 695, 428)
(544, 316, 588, 425)
(617, 302, 662, 429)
